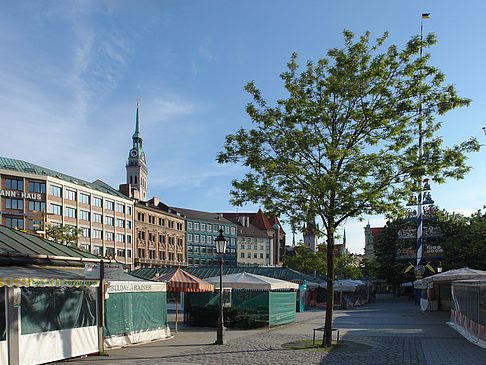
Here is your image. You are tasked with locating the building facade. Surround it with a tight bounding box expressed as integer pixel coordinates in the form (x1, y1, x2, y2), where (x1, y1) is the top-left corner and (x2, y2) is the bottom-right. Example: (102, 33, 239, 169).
(174, 207, 238, 267)
(222, 210, 285, 266)
(303, 221, 319, 253)
(364, 223, 383, 261)
(234, 216, 272, 266)
(133, 197, 187, 269)
(0, 157, 135, 267)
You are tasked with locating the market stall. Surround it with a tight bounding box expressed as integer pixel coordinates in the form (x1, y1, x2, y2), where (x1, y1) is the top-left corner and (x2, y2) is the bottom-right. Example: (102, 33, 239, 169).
(0, 266, 100, 365)
(104, 273, 169, 348)
(153, 268, 214, 332)
(320, 279, 371, 308)
(185, 272, 298, 328)
(448, 278, 486, 348)
(414, 268, 486, 311)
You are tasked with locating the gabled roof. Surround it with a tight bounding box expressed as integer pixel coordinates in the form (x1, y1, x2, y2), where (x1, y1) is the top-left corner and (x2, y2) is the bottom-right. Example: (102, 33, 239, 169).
(237, 223, 272, 239)
(0, 225, 103, 266)
(222, 209, 285, 233)
(0, 157, 129, 200)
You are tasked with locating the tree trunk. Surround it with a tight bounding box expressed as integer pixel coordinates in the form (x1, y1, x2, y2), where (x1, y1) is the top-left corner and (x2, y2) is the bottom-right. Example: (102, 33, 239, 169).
(322, 225, 335, 347)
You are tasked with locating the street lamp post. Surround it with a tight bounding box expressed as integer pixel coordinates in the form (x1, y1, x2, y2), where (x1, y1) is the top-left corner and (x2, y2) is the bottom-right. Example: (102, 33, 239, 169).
(214, 228, 227, 345)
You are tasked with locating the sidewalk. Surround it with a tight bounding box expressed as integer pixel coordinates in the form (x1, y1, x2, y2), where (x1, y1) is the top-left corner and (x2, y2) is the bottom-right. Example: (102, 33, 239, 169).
(59, 294, 485, 365)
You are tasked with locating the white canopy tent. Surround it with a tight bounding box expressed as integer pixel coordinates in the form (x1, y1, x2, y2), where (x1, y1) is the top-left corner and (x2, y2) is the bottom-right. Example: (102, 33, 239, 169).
(320, 279, 366, 292)
(414, 268, 486, 289)
(205, 272, 299, 290)
(414, 268, 486, 311)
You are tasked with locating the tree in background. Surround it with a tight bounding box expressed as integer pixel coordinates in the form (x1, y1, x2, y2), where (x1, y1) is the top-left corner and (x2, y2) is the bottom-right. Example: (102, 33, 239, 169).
(45, 225, 82, 248)
(217, 30, 479, 346)
(282, 245, 327, 275)
(375, 219, 416, 286)
(335, 254, 362, 279)
(359, 257, 378, 279)
(438, 209, 486, 270)
(375, 208, 486, 285)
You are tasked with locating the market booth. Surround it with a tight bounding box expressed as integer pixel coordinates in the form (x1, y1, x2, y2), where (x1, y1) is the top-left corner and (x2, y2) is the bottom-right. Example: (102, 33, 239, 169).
(185, 272, 299, 328)
(0, 266, 100, 365)
(104, 272, 170, 348)
(320, 279, 371, 308)
(448, 278, 486, 348)
(414, 268, 486, 311)
(152, 268, 213, 333)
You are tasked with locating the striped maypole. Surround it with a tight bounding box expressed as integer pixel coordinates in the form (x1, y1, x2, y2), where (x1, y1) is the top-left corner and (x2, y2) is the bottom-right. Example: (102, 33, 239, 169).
(417, 13, 430, 269)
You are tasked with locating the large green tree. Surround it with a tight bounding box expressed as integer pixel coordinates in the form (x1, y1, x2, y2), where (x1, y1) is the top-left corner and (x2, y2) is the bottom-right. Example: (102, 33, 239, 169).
(217, 30, 479, 346)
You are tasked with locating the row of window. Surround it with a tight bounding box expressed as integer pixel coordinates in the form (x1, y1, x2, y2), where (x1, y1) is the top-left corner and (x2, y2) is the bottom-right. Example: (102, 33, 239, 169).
(4, 179, 47, 194)
(5, 178, 23, 191)
(187, 233, 236, 245)
(239, 237, 268, 243)
(49, 204, 132, 228)
(240, 252, 268, 259)
(240, 244, 269, 251)
(187, 257, 237, 266)
(136, 249, 183, 261)
(137, 231, 184, 247)
(79, 227, 132, 243)
(187, 247, 236, 255)
(86, 245, 132, 258)
(137, 212, 182, 230)
(4, 198, 48, 212)
(49, 185, 131, 214)
(187, 221, 236, 236)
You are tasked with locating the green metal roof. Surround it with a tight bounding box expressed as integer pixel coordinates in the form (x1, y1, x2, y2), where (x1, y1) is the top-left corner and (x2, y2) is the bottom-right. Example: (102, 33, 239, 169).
(0, 225, 103, 266)
(132, 104, 142, 141)
(0, 156, 129, 199)
(130, 266, 324, 283)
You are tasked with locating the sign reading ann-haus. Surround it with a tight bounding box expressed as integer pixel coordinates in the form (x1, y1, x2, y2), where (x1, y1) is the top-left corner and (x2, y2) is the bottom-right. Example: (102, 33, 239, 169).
(0, 190, 42, 200)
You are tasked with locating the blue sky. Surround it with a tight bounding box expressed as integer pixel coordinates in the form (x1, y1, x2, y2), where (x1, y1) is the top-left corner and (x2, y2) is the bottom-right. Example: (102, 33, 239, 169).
(1, 0, 485, 254)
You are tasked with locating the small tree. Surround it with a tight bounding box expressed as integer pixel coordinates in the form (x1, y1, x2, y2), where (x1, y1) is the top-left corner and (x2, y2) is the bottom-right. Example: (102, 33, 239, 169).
(217, 30, 479, 346)
(45, 224, 82, 247)
(335, 254, 362, 279)
(282, 244, 326, 275)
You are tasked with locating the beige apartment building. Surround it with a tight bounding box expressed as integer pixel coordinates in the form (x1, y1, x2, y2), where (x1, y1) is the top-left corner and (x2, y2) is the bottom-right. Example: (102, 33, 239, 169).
(133, 197, 187, 269)
(0, 157, 135, 268)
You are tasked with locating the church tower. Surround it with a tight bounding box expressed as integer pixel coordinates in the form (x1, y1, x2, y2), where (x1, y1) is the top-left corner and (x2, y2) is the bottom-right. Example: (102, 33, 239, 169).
(126, 101, 148, 201)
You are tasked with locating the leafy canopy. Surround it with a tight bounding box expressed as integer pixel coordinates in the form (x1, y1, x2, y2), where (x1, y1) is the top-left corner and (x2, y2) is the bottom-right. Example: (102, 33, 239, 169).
(45, 224, 82, 247)
(218, 30, 479, 236)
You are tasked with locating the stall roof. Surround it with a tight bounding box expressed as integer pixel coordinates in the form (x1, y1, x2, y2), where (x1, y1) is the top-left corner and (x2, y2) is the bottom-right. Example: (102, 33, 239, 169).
(320, 279, 366, 292)
(131, 266, 324, 283)
(205, 272, 299, 290)
(414, 267, 486, 288)
(0, 265, 99, 287)
(0, 225, 105, 266)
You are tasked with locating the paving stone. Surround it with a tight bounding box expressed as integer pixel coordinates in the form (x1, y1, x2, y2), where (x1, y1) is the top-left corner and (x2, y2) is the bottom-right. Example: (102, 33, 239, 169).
(60, 294, 486, 365)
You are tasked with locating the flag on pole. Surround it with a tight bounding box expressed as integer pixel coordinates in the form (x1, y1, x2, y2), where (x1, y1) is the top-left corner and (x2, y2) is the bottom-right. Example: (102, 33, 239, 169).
(404, 264, 414, 274)
(422, 13, 430, 19)
(426, 263, 435, 273)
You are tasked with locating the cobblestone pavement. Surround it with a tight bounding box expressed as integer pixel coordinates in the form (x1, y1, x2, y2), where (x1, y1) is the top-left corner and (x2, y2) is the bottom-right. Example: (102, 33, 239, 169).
(61, 294, 486, 365)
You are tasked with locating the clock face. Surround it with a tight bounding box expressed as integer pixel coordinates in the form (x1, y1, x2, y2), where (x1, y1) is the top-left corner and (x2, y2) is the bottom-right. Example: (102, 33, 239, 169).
(130, 149, 138, 157)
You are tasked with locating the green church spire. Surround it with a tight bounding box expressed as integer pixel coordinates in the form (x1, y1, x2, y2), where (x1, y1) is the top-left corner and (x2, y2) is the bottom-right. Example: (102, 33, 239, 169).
(132, 101, 142, 142)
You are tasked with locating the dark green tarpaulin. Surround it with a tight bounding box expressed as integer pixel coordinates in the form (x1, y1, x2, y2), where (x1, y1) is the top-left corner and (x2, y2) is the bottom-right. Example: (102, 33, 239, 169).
(185, 290, 296, 328)
(104, 291, 167, 336)
(20, 287, 97, 335)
